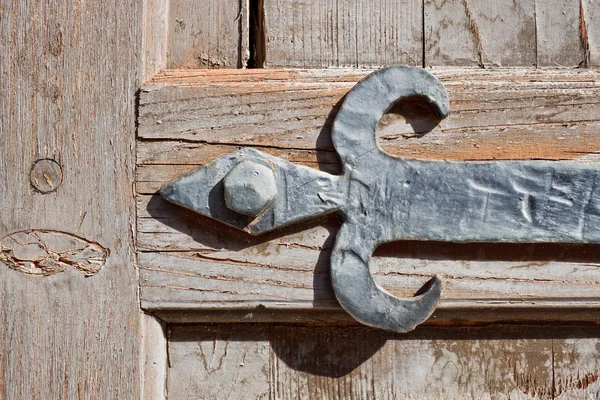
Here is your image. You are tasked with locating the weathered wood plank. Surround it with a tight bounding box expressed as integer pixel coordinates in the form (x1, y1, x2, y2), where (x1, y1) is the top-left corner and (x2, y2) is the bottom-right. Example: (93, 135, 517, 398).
(262, 0, 422, 67)
(134, 120, 600, 193)
(136, 68, 600, 191)
(424, 0, 537, 67)
(138, 69, 600, 157)
(167, 0, 249, 68)
(141, 314, 167, 400)
(142, 0, 169, 82)
(167, 324, 600, 399)
(137, 68, 600, 323)
(137, 197, 600, 321)
(582, 0, 599, 66)
(0, 0, 141, 398)
(536, 0, 588, 67)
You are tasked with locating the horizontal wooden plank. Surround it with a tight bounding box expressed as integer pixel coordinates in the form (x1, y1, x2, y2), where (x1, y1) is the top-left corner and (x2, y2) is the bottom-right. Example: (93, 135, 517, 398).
(167, 324, 600, 399)
(136, 68, 600, 193)
(138, 195, 600, 321)
(138, 68, 600, 157)
(137, 68, 600, 323)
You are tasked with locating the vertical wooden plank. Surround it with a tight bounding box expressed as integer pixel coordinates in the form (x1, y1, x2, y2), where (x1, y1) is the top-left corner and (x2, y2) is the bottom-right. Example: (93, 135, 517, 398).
(142, 0, 169, 82)
(0, 0, 141, 398)
(262, 0, 423, 67)
(425, 0, 537, 67)
(553, 338, 600, 398)
(268, 326, 552, 399)
(582, 0, 599, 66)
(536, 0, 587, 67)
(167, 325, 271, 399)
(167, 0, 249, 68)
(168, 325, 600, 399)
(141, 315, 167, 400)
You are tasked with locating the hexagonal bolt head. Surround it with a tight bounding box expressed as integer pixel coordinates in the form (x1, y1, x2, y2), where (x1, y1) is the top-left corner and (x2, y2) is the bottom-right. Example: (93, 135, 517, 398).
(224, 160, 278, 217)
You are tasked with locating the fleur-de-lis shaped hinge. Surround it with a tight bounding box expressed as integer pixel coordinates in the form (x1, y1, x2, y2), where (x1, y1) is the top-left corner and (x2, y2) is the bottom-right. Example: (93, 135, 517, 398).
(160, 66, 600, 333)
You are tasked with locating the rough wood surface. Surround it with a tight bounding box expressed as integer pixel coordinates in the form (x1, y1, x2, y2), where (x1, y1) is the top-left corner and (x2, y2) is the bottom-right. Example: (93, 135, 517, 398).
(536, 0, 588, 67)
(138, 68, 600, 190)
(137, 68, 600, 323)
(0, 0, 141, 398)
(142, 0, 169, 82)
(147, 0, 600, 69)
(0, 230, 108, 276)
(138, 202, 600, 320)
(262, 0, 423, 67)
(424, 0, 537, 67)
(167, 324, 600, 399)
(167, 0, 249, 68)
(582, 0, 599, 66)
(141, 314, 167, 400)
(424, 0, 599, 67)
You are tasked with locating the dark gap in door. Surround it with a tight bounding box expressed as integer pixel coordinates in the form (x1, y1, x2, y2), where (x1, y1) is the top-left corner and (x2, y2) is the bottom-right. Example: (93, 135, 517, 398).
(248, 0, 265, 68)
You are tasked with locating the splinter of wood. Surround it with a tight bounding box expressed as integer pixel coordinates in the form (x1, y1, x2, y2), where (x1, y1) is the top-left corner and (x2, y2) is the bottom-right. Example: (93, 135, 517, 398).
(159, 66, 600, 333)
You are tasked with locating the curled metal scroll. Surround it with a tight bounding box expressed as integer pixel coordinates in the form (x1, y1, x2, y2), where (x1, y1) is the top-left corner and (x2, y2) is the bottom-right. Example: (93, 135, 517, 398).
(160, 66, 600, 332)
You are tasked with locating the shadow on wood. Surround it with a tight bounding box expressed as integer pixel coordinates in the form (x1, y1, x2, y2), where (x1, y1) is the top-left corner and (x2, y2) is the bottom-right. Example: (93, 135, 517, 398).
(168, 323, 600, 387)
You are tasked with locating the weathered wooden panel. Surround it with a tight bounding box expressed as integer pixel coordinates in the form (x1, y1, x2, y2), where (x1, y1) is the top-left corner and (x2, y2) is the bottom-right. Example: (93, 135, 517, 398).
(262, 0, 423, 67)
(0, 0, 141, 398)
(425, 0, 537, 67)
(138, 197, 600, 319)
(536, 0, 588, 67)
(167, 324, 600, 399)
(582, 0, 599, 66)
(167, 0, 249, 68)
(139, 69, 600, 156)
(142, 0, 169, 82)
(141, 314, 167, 400)
(424, 0, 599, 67)
(146, 0, 600, 69)
(137, 68, 600, 323)
(137, 68, 600, 191)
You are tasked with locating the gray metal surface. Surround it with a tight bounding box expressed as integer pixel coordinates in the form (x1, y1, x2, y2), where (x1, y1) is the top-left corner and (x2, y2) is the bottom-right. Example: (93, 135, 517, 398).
(160, 66, 600, 332)
(224, 160, 278, 217)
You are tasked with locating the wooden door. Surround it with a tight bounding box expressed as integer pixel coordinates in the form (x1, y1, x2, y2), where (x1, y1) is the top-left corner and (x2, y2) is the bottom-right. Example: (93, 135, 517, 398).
(2, 0, 600, 399)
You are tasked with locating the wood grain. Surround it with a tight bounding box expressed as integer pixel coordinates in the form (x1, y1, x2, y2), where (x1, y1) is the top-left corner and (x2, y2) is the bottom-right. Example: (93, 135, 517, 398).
(262, 0, 422, 68)
(141, 314, 167, 400)
(0, 0, 141, 398)
(144, 0, 600, 70)
(138, 195, 600, 320)
(536, 0, 588, 67)
(582, 0, 599, 66)
(424, 0, 598, 67)
(138, 68, 600, 159)
(167, 0, 249, 68)
(167, 324, 600, 399)
(142, 0, 169, 82)
(137, 68, 600, 323)
(425, 0, 538, 67)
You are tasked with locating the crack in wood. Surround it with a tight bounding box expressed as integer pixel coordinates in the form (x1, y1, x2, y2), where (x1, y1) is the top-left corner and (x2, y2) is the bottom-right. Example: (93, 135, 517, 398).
(579, 0, 591, 68)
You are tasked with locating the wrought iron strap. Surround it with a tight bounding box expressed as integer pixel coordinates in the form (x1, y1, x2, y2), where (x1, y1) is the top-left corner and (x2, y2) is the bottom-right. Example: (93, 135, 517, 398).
(160, 66, 600, 332)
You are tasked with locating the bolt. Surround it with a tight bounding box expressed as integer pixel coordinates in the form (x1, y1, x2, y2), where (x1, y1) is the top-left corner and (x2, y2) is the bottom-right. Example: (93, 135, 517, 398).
(30, 159, 63, 193)
(224, 160, 277, 217)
